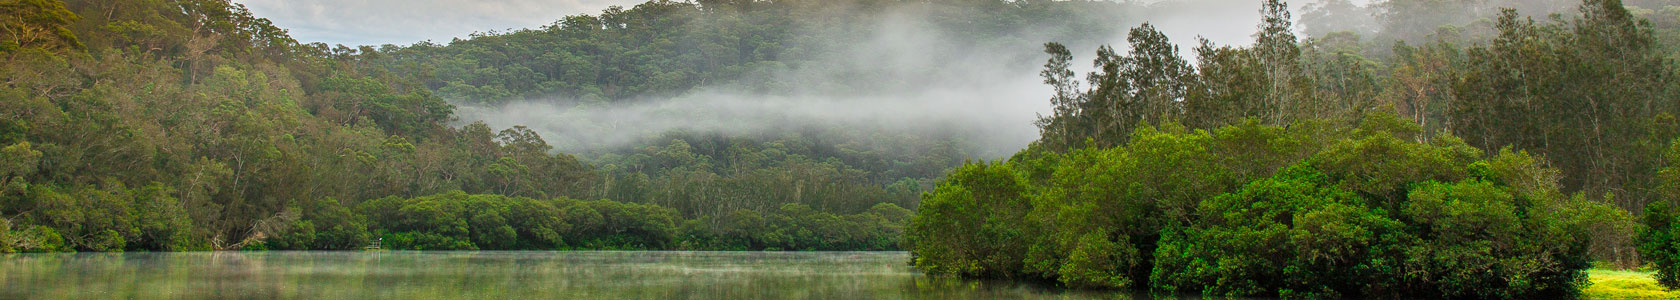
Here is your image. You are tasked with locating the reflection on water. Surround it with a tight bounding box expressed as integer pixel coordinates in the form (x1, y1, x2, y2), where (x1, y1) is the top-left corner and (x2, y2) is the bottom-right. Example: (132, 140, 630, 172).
(0, 251, 1166, 299)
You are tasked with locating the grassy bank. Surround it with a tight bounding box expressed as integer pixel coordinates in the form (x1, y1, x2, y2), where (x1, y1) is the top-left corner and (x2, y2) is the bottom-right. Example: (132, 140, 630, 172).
(1586, 270, 1680, 299)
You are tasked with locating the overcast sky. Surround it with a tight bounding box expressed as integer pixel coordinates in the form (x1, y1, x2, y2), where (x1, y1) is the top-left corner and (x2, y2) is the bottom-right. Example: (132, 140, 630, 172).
(237, 0, 644, 46)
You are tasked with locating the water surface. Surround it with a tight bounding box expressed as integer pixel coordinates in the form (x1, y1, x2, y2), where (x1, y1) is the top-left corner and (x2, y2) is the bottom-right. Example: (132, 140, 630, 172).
(0, 251, 1170, 299)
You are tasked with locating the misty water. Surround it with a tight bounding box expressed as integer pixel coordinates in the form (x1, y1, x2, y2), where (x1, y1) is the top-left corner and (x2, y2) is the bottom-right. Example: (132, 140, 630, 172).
(0, 251, 1184, 299)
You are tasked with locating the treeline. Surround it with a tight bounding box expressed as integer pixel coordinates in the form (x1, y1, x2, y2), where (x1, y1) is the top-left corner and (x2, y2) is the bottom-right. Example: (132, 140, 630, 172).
(0, 0, 1144, 252)
(0, 0, 618, 251)
(0, 188, 908, 253)
(365, 0, 1147, 226)
(590, 131, 940, 218)
(908, 0, 1677, 297)
(258, 191, 909, 251)
(1039, 0, 1677, 213)
(1299, 0, 1680, 213)
(360, 0, 1148, 219)
(910, 116, 1625, 298)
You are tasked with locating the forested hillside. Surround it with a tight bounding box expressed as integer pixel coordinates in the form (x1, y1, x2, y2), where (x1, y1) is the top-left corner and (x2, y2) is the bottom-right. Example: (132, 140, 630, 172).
(363, 0, 1130, 104)
(359, 0, 1155, 220)
(908, 0, 1680, 298)
(0, 0, 613, 251)
(0, 0, 1147, 252)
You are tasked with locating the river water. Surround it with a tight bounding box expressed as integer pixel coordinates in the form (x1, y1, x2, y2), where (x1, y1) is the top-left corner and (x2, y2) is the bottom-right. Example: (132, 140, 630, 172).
(0, 251, 1173, 299)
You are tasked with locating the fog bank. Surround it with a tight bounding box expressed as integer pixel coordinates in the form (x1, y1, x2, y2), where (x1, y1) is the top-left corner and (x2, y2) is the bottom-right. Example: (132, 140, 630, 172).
(453, 0, 1322, 158)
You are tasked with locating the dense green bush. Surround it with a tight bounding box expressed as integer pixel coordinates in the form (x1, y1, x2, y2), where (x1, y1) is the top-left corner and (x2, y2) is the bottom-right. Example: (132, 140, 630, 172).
(1023, 125, 1229, 288)
(1151, 165, 1406, 298)
(1641, 138, 1680, 288)
(559, 199, 679, 250)
(680, 202, 911, 251)
(360, 191, 570, 250)
(908, 116, 1613, 298)
(0, 218, 68, 253)
(905, 162, 1032, 278)
(267, 197, 371, 250)
(0, 176, 203, 252)
(295, 190, 911, 251)
(1402, 179, 1587, 299)
(1643, 202, 1680, 288)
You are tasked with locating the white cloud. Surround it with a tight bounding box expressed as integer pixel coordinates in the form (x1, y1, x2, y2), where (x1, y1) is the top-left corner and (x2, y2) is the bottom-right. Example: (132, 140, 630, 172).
(236, 0, 643, 46)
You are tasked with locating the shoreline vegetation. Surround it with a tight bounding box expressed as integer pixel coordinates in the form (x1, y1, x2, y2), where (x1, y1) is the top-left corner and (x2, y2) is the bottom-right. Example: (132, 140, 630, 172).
(0, 0, 1141, 254)
(5, 0, 1680, 298)
(907, 0, 1680, 298)
(2, 0, 1105, 253)
(908, 116, 1620, 298)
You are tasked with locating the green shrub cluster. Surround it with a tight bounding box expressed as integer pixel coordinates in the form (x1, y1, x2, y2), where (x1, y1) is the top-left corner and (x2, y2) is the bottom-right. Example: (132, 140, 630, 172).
(0, 148, 203, 252)
(1639, 139, 1680, 288)
(358, 192, 671, 250)
(680, 202, 911, 251)
(907, 116, 1621, 298)
(1643, 202, 1680, 289)
(237, 190, 913, 251)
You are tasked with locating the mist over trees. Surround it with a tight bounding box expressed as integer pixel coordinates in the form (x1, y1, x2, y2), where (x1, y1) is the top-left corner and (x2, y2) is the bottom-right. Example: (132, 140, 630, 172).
(7, 0, 1680, 297)
(0, 0, 1147, 252)
(365, 0, 1132, 104)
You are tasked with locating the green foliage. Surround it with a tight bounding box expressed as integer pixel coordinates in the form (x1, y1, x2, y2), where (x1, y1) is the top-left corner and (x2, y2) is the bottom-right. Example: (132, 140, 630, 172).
(0, 180, 203, 251)
(1033, 0, 1680, 224)
(353, 0, 1133, 216)
(1021, 125, 1235, 288)
(1641, 142, 1680, 288)
(1035, 24, 1195, 151)
(360, 192, 572, 250)
(1662, 138, 1680, 202)
(345, 190, 896, 251)
(0, 0, 1669, 281)
(1310, 117, 1475, 203)
(1399, 179, 1588, 299)
(561, 199, 677, 250)
(681, 202, 911, 251)
(0, 218, 66, 252)
(906, 162, 1031, 278)
(0, 0, 617, 251)
(1, 0, 84, 51)
(1452, 0, 1677, 212)
(267, 197, 369, 250)
(1039, 0, 1344, 151)
(1152, 166, 1405, 298)
(0, 142, 40, 181)
(1643, 201, 1680, 288)
(1055, 230, 1137, 289)
(588, 132, 938, 219)
(312, 74, 453, 137)
(1016, 2, 1677, 285)
(910, 116, 1608, 298)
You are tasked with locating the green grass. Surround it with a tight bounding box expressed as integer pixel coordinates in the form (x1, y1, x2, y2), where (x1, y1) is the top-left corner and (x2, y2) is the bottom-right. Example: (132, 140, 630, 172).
(1585, 269, 1680, 299)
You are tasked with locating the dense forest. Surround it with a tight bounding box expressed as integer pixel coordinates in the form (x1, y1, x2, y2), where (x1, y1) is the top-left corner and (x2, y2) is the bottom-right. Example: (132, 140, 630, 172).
(907, 0, 1680, 298)
(0, 0, 1151, 252)
(12, 0, 1680, 296)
